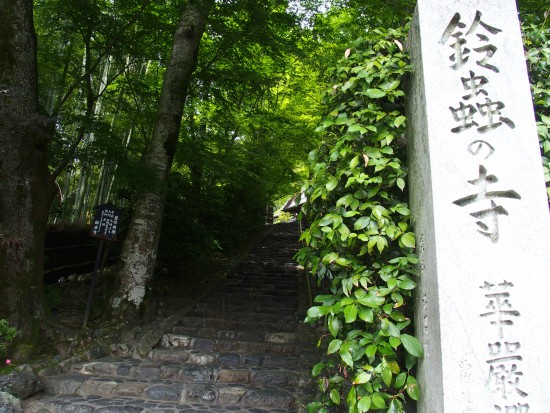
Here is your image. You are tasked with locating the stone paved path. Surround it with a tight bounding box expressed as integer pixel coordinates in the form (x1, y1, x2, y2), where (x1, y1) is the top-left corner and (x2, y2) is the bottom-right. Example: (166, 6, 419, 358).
(23, 222, 316, 413)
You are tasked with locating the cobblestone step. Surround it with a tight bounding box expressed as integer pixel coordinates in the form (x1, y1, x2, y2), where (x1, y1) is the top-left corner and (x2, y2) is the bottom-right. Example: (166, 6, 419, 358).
(161, 332, 298, 353)
(194, 302, 297, 316)
(186, 309, 296, 325)
(213, 285, 298, 296)
(24, 394, 297, 413)
(198, 298, 297, 312)
(71, 358, 300, 387)
(175, 317, 296, 333)
(202, 291, 298, 308)
(226, 269, 299, 278)
(36, 374, 296, 410)
(147, 350, 297, 369)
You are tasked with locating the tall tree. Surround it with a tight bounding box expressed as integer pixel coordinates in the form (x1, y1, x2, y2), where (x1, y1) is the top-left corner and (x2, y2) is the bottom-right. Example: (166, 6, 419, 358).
(0, 0, 54, 357)
(113, 0, 214, 317)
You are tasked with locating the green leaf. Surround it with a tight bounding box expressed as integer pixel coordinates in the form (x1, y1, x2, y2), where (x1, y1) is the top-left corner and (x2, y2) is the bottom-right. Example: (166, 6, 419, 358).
(353, 371, 373, 384)
(357, 292, 385, 308)
(358, 307, 374, 323)
(394, 205, 409, 215)
(307, 306, 322, 318)
(380, 79, 400, 91)
(406, 375, 420, 400)
(330, 389, 341, 405)
(387, 399, 400, 413)
(401, 334, 424, 357)
(381, 365, 392, 387)
(389, 322, 402, 338)
(405, 352, 417, 371)
(393, 115, 406, 128)
(338, 223, 351, 235)
(347, 385, 357, 409)
(357, 396, 371, 412)
(337, 194, 354, 207)
(312, 362, 325, 377)
(401, 232, 415, 248)
(344, 304, 358, 323)
(364, 147, 382, 158)
(348, 124, 367, 133)
(398, 278, 416, 290)
(340, 343, 354, 367)
(326, 178, 338, 191)
(350, 386, 357, 413)
(335, 116, 350, 125)
(376, 236, 388, 253)
(350, 155, 360, 169)
(396, 177, 405, 191)
(390, 311, 407, 322)
(371, 206, 384, 221)
(322, 252, 338, 264)
(354, 216, 371, 231)
(389, 336, 401, 349)
(365, 344, 377, 358)
(372, 394, 386, 409)
(336, 257, 351, 266)
(395, 372, 407, 388)
(365, 88, 386, 98)
(327, 339, 343, 354)
(307, 401, 323, 413)
(328, 315, 341, 337)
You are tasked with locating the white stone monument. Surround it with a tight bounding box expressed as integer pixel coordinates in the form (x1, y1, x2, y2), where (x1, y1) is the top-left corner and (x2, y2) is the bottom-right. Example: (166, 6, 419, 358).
(407, 0, 550, 412)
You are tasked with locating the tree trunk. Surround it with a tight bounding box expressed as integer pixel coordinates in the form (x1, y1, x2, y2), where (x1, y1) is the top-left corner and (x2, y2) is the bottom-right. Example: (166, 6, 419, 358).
(113, 0, 213, 318)
(0, 0, 54, 359)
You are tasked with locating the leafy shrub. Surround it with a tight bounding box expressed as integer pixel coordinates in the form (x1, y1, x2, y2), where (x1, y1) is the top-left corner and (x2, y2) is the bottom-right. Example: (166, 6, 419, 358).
(0, 319, 18, 362)
(295, 25, 421, 413)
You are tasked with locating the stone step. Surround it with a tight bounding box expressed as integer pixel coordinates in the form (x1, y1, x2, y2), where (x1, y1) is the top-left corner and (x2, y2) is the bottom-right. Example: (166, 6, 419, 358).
(214, 284, 298, 295)
(72, 358, 300, 387)
(218, 284, 297, 294)
(186, 308, 297, 324)
(160, 332, 298, 354)
(230, 263, 297, 268)
(198, 294, 298, 306)
(194, 302, 297, 315)
(200, 296, 298, 309)
(227, 267, 299, 277)
(216, 287, 297, 297)
(222, 271, 298, 278)
(176, 317, 296, 333)
(147, 349, 297, 369)
(229, 256, 299, 264)
(23, 394, 298, 413)
(37, 373, 297, 409)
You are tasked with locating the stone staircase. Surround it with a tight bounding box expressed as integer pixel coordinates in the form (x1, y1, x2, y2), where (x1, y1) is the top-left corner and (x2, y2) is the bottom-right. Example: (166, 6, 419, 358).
(23, 222, 316, 413)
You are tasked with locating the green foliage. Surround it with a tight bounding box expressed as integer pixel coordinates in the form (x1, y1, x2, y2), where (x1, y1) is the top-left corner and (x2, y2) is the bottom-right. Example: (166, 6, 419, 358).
(156, 1, 323, 267)
(0, 319, 18, 361)
(295, 25, 420, 412)
(523, 21, 550, 202)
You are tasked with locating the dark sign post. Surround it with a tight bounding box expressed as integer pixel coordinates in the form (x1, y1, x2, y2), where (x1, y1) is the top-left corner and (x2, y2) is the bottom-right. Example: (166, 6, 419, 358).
(83, 203, 121, 329)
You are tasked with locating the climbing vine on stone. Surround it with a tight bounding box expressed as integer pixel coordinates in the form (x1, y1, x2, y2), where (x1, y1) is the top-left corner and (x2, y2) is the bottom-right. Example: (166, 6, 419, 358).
(295, 25, 421, 413)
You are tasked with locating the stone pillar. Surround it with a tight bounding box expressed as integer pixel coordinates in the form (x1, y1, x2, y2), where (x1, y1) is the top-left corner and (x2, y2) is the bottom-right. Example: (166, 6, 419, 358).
(407, 1, 550, 412)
